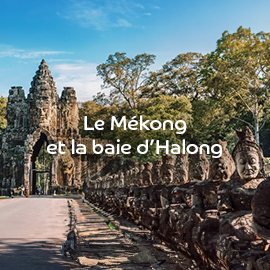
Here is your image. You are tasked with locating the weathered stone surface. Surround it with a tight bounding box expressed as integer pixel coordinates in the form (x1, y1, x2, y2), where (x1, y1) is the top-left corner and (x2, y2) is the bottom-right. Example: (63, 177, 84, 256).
(192, 180, 220, 215)
(216, 127, 267, 269)
(142, 162, 153, 186)
(252, 177, 270, 239)
(83, 128, 269, 269)
(118, 171, 125, 187)
(192, 140, 235, 216)
(129, 167, 138, 185)
(0, 60, 81, 195)
(188, 150, 209, 181)
(151, 159, 162, 185)
(209, 139, 235, 181)
(161, 154, 174, 185)
(174, 152, 189, 184)
(232, 126, 265, 181)
(136, 164, 144, 186)
(217, 127, 265, 212)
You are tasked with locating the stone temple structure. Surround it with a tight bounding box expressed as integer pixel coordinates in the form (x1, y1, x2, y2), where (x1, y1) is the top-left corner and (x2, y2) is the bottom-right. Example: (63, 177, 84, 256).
(0, 60, 82, 195)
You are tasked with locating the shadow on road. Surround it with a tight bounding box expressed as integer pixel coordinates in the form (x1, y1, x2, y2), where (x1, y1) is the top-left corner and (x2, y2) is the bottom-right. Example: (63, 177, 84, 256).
(0, 238, 83, 270)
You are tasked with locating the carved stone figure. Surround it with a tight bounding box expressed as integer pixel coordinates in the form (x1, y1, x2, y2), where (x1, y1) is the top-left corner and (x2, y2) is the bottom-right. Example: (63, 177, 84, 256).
(151, 160, 162, 185)
(232, 127, 264, 181)
(134, 164, 144, 186)
(189, 150, 209, 181)
(112, 174, 118, 188)
(185, 142, 234, 268)
(209, 140, 235, 181)
(142, 162, 153, 186)
(124, 170, 131, 186)
(59, 148, 74, 186)
(192, 140, 235, 215)
(174, 152, 189, 184)
(118, 171, 125, 187)
(216, 127, 267, 269)
(129, 167, 138, 185)
(160, 154, 174, 185)
(252, 177, 270, 239)
(217, 127, 265, 212)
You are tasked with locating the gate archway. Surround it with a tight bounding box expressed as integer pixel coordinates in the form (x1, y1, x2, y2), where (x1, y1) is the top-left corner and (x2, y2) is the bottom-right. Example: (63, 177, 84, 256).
(30, 133, 52, 194)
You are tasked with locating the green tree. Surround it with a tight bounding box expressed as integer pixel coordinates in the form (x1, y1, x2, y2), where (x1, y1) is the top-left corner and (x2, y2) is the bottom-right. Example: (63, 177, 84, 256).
(142, 52, 236, 147)
(104, 95, 193, 162)
(79, 97, 125, 144)
(203, 26, 270, 144)
(80, 95, 192, 162)
(79, 100, 109, 138)
(97, 52, 156, 110)
(143, 52, 205, 100)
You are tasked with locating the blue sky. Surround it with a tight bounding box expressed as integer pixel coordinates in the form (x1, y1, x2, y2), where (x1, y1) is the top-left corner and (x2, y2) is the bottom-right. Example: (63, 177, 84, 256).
(1, 0, 270, 101)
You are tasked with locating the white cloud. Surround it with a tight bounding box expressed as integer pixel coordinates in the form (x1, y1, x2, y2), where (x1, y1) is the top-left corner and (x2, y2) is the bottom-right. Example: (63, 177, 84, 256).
(114, 18, 132, 27)
(0, 45, 71, 59)
(151, 5, 160, 9)
(0, 48, 23, 58)
(18, 51, 71, 59)
(135, 4, 144, 9)
(59, 0, 153, 30)
(60, 4, 109, 30)
(52, 62, 104, 101)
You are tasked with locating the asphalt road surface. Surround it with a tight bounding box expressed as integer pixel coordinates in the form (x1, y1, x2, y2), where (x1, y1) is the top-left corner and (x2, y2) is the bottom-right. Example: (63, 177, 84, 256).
(0, 196, 81, 270)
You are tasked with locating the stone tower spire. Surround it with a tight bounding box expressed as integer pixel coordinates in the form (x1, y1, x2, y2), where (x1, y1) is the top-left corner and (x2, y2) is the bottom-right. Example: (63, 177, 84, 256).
(29, 59, 57, 95)
(28, 59, 58, 132)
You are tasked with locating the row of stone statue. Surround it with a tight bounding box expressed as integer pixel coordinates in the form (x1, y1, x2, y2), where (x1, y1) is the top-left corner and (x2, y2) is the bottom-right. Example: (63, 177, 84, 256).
(91, 139, 235, 189)
(85, 127, 270, 270)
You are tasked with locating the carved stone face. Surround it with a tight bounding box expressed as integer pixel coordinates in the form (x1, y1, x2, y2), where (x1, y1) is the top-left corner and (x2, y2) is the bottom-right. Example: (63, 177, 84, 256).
(235, 152, 260, 180)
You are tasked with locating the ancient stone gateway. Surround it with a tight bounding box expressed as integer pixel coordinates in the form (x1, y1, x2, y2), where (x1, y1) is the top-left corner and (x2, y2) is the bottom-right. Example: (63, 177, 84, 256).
(0, 60, 81, 195)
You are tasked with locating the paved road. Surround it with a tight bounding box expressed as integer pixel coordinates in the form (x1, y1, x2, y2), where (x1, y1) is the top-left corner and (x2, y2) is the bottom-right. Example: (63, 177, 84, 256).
(0, 196, 81, 270)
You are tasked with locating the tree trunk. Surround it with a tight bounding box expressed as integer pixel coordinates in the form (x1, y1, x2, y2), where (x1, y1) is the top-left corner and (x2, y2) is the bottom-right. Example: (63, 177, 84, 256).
(254, 100, 260, 145)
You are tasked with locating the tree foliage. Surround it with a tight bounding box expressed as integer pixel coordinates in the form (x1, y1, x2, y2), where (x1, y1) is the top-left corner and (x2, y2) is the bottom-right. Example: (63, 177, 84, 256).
(0, 97, 7, 133)
(80, 95, 192, 162)
(97, 52, 156, 110)
(143, 52, 205, 100)
(203, 26, 270, 143)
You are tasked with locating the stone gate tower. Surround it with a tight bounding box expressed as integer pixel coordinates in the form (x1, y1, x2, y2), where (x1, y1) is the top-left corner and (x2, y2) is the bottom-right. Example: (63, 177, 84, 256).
(0, 60, 82, 195)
